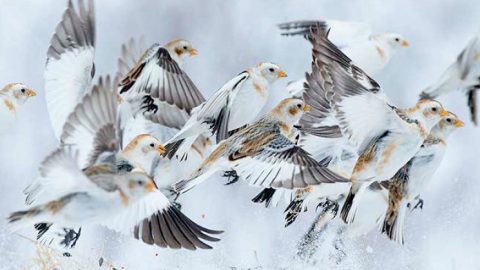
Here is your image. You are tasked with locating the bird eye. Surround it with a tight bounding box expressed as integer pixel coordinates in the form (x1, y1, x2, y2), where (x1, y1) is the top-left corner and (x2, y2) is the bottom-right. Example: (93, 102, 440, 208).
(21, 88, 25, 93)
(183, 46, 188, 50)
(297, 104, 302, 108)
(268, 68, 275, 72)
(431, 107, 437, 112)
(446, 118, 452, 123)
(149, 143, 155, 148)
(395, 38, 400, 42)
(137, 180, 143, 185)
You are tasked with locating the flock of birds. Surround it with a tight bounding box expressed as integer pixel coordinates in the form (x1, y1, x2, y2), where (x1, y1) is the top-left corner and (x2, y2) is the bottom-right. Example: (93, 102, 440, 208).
(2, 0, 480, 255)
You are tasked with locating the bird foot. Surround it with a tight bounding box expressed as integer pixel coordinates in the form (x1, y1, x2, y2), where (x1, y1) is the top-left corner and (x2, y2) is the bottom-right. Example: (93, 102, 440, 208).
(59, 227, 81, 249)
(409, 198, 424, 211)
(141, 95, 158, 114)
(223, 170, 239, 185)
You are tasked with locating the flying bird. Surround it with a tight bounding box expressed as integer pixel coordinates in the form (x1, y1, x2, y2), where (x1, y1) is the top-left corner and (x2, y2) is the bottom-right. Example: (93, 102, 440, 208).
(0, 83, 36, 134)
(420, 32, 480, 125)
(24, 74, 221, 250)
(172, 98, 348, 196)
(382, 112, 464, 244)
(163, 62, 287, 160)
(278, 19, 408, 96)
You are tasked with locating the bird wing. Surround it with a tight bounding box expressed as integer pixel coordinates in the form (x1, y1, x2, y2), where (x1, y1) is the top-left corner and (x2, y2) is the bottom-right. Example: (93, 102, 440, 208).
(23, 148, 97, 205)
(118, 44, 204, 129)
(232, 133, 349, 189)
(327, 62, 403, 153)
(60, 76, 119, 168)
(115, 37, 147, 81)
(103, 190, 222, 250)
(278, 20, 372, 48)
(45, 0, 96, 139)
(420, 33, 480, 99)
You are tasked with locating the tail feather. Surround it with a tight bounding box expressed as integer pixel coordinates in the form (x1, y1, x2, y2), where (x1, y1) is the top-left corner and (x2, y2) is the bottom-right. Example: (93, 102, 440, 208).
(340, 188, 355, 224)
(284, 198, 305, 227)
(382, 202, 407, 245)
(251, 188, 276, 207)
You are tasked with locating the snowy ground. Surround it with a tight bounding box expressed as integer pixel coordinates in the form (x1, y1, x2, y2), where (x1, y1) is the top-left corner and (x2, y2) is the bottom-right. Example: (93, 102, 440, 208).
(1, 0, 480, 269)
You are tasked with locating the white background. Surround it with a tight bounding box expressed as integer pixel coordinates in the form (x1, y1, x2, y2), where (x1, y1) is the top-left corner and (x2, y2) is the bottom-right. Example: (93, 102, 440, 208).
(0, 0, 479, 269)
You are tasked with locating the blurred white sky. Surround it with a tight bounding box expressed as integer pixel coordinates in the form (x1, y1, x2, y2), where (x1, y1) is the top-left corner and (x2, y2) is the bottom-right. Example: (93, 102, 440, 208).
(1, 0, 479, 269)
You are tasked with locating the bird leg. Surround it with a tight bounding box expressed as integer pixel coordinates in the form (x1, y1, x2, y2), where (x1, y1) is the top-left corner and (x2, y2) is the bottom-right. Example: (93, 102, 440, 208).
(408, 197, 424, 211)
(223, 170, 239, 185)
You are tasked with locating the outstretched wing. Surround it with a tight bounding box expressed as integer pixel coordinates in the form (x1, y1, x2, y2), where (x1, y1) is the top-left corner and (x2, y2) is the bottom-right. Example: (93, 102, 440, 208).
(45, 0, 96, 139)
(60, 76, 119, 168)
(118, 44, 205, 129)
(278, 19, 372, 48)
(103, 190, 222, 250)
(23, 148, 96, 205)
(233, 134, 349, 189)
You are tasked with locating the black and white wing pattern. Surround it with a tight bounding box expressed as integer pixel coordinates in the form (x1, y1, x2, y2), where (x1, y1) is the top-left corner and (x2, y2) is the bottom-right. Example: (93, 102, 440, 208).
(115, 37, 147, 81)
(420, 33, 480, 125)
(104, 190, 222, 250)
(118, 43, 205, 129)
(61, 76, 119, 168)
(45, 0, 96, 138)
(233, 133, 349, 189)
(278, 20, 371, 48)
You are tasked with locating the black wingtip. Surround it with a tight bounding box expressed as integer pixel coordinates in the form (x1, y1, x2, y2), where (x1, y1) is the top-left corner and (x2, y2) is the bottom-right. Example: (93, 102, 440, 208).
(340, 189, 355, 224)
(251, 188, 276, 207)
(164, 139, 185, 159)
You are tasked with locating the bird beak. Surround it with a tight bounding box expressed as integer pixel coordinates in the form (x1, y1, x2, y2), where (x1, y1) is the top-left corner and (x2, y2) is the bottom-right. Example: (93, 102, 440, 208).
(303, 104, 311, 112)
(157, 144, 166, 155)
(278, 70, 287, 78)
(26, 89, 36, 97)
(189, 48, 198, 56)
(455, 119, 465, 127)
(146, 179, 156, 192)
(401, 40, 409, 47)
(440, 109, 449, 117)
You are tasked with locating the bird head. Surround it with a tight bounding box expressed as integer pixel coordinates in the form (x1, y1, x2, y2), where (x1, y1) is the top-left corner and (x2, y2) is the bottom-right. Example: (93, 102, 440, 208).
(1, 83, 36, 105)
(121, 134, 165, 172)
(270, 97, 310, 125)
(118, 171, 156, 205)
(415, 99, 449, 131)
(253, 62, 287, 83)
(435, 111, 464, 137)
(376, 33, 409, 50)
(164, 39, 197, 65)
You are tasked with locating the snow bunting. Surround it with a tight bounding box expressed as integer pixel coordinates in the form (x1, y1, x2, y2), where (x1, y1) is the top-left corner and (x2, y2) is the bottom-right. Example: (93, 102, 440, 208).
(24, 76, 222, 250)
(382, 112, 464, 244)
(420, 32, 480, 125)
(44, 0, 96, 139)
(278, 20, 408, 96)
(163, 62, 287, 160)
(10, 148, 156, 231)
(172, 98, 348, 196)
(118, 38, 204, 132)
(0, 83, 36, 134)
(115, 37, 214, 197)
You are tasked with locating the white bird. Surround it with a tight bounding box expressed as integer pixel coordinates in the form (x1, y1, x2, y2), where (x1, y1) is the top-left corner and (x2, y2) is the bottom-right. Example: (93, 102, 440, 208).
(420, 32, 480, 125)
(381, 112, 464, 244)
(278, 20, 409, 96)
(115, 37, 214, 196)
(172, 98, 348, 196)
(304, 29, 447, 225)
(0, 83, 36, 134)
(163, 62, 287, 160)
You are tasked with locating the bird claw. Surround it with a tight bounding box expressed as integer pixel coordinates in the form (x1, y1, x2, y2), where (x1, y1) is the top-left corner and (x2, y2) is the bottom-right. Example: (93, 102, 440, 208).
(411, 198, 424, 211)
(141, 96, 158, 114)
(172, 201, 182, 211)
(223, 170, 239, 185)
(58, 227, 81, 249)
(316, 199, 339, 216)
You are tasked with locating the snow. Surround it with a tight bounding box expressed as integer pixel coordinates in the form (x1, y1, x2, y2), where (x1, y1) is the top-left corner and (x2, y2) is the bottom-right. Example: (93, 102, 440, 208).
(1, 0, 480, 269)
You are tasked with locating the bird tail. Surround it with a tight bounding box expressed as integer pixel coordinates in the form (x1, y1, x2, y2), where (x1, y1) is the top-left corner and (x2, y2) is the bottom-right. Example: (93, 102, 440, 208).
(8, 207, 45, 231)
(382, 201, 407, 245)
(251, 188, 277, 207)
(284, 196, 305, 227)
(340, 181, 369, 224)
